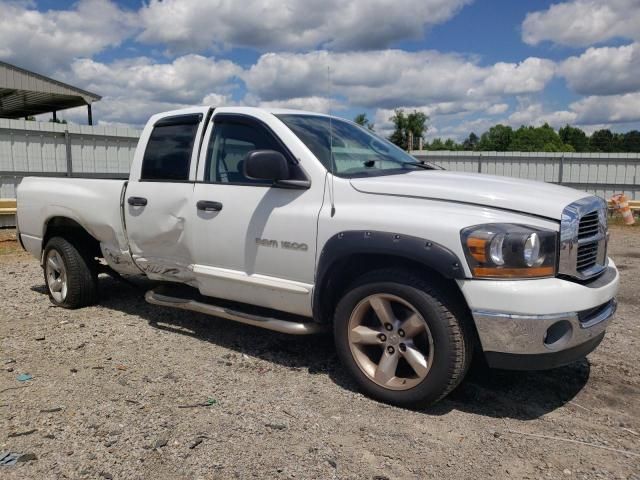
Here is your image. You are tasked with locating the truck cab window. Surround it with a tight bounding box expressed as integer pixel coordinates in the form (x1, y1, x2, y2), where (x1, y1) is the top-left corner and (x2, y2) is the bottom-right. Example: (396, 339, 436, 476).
(205, 121, 285, 185)
(141, 121, 199, 181)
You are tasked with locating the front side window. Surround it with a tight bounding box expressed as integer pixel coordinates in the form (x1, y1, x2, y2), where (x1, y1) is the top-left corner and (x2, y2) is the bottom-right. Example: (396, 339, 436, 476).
(205, 120, 287, 184)
(140, 118, 199, 181)
(277, 114, 437, 177)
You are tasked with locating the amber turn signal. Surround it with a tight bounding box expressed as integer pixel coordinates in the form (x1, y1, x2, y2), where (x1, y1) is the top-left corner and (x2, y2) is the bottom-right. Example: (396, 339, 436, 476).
(466, 237, 487, 262)
(473, 266, 555, 278)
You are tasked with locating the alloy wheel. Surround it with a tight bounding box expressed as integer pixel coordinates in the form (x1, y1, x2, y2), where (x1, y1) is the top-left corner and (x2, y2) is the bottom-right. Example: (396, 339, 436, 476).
(45, 249, 68, 303)
(347, 293, 434, 390)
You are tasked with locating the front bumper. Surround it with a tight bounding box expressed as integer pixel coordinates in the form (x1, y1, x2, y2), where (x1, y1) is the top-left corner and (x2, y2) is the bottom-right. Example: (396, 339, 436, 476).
(458, 260, 619, 370)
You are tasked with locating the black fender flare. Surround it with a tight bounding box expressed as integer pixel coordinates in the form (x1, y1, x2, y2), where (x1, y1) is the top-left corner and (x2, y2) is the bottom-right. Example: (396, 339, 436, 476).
(313, 230, 466, 320)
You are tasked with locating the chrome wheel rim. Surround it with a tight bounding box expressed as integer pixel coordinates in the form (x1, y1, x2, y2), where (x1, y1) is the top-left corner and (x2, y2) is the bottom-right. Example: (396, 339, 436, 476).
(45, 249, 67, 303)
(348, 293, 434, 391)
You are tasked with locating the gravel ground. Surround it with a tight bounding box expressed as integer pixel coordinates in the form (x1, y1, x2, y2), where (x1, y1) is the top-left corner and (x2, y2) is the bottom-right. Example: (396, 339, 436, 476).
(1, 226, 639, 479)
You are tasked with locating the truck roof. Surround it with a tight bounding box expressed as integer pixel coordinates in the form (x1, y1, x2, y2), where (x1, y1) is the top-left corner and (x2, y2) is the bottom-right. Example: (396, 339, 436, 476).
(155, 105, 336, 120)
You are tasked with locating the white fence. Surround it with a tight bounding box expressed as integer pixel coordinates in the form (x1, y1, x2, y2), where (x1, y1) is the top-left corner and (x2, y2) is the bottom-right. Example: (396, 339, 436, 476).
(412, 150, 640, 200)
(0, 119, 139, 199)
(0, 119, 140, 226)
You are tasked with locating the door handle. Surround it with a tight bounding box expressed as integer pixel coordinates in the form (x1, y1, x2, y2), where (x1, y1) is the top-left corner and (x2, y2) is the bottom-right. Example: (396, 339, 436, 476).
(128, 196, 148, 207)
(197, 200, 223, 212)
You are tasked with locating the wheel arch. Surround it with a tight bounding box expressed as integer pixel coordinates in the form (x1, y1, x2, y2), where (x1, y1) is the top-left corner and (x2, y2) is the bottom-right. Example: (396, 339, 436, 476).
(42, 216, 101, 264)
(313, 231, 468, 324)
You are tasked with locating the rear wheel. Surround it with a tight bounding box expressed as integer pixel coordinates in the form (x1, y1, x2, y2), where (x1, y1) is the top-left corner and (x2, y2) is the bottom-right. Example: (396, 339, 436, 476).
(43, 237, 98, 309)
(334, 269, 472, 408)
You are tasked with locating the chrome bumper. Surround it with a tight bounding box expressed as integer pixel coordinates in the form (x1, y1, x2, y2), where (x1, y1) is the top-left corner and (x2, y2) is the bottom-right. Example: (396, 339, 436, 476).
(472, 299, 616, 369)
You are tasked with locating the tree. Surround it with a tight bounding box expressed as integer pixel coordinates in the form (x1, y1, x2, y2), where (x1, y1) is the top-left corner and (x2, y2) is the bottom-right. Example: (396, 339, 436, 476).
(353, 113, 374, 130)
(462, 132, 479, 150)
(388, 109, 429, 150)
(508, 126, 538, 151)
(428, 138, 446, 150)
(589, 129, 615, 152)
(622, 130, 640, 152)
(449, 122, 639, 153)
(612, 132, 624, 152)
(559, 125, 588, 152)
(478, 124, 513, 151)
(509, 123, 570, 152)
(443, 138, 460, 150)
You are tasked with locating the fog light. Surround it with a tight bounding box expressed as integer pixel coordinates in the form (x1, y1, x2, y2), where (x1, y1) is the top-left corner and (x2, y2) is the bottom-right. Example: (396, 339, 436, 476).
(543, 320, 573, 350)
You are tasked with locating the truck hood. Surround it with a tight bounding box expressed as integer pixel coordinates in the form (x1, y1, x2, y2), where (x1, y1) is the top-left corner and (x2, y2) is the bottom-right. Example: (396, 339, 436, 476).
(349, 170, 589, 220)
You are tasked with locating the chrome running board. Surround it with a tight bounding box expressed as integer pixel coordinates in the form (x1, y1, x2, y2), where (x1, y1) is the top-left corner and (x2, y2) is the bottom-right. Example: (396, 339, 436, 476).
(145, 289, 324, 335)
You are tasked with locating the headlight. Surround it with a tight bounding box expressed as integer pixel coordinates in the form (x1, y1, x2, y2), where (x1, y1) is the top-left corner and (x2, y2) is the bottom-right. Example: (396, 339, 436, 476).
(461, 224, 557, 278)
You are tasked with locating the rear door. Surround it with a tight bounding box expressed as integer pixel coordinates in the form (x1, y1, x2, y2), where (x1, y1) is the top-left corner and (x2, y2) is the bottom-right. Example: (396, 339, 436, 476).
(124, 108, 208, 281)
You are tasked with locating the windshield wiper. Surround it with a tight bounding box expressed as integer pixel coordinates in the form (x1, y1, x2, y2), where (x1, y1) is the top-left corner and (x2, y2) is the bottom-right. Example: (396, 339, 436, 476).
(357, 160, 441, 170)
(402, 161, 439, 170)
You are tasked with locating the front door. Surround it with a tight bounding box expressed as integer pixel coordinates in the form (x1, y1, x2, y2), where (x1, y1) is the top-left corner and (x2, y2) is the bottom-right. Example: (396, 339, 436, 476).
(190, 113, 325, 316)
(124, 108, 207, 282)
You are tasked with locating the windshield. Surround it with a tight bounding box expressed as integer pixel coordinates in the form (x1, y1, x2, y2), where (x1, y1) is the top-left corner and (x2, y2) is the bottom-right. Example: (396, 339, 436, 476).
(277, 114, 437, 177)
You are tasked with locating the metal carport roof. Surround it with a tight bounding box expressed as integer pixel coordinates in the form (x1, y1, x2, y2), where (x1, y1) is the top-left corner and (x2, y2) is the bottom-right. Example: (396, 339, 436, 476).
(0, 60, 101, 122)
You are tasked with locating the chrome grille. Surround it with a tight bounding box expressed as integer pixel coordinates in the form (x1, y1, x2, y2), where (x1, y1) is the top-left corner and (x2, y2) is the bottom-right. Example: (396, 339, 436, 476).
(576, 210, 601, 271)
(576, 242, 598, 270)
(578, 211, 599, 239)
(559, 197, 608, 281)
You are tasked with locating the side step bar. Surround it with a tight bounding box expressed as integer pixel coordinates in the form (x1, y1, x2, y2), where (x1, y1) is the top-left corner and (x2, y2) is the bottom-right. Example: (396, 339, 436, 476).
(145, 289, 325, 335)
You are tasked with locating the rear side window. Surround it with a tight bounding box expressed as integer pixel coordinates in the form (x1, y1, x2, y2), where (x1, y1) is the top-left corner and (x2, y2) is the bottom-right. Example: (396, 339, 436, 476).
(140, 115, 201, 181)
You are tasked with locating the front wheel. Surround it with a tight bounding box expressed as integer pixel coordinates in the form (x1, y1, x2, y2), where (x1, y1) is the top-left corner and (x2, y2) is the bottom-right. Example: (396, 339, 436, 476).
(43, 237, 98, 309)
(334, 269, 473, 408)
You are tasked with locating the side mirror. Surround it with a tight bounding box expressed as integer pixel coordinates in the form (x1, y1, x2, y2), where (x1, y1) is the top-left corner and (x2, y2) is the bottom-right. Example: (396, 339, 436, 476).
(243, 150, 289, 181)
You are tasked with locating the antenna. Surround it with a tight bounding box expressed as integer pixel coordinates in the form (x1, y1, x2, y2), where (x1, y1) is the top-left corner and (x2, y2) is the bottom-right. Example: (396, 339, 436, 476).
(328, 65, 336, 217)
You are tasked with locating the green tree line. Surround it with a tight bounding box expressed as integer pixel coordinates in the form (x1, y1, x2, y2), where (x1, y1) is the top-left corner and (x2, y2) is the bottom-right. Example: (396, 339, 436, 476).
(447, 124, 640, 153)
(354, 110, 640, 153)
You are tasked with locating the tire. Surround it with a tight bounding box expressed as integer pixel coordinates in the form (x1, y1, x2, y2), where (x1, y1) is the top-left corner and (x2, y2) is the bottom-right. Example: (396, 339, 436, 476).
(333, 268, 473, 408)
(43, 236, 98, 309)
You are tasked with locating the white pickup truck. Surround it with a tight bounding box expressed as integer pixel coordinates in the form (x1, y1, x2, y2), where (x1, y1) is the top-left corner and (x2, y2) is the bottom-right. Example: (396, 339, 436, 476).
(16, 106, 619, 407)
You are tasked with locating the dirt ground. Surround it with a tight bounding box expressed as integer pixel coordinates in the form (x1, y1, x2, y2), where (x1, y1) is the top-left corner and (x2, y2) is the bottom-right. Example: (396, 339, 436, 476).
(1, 226, 639, 480)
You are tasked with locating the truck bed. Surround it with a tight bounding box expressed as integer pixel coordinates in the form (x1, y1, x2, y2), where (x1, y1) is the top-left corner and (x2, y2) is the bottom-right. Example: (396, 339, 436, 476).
(17, 177, 130, 267)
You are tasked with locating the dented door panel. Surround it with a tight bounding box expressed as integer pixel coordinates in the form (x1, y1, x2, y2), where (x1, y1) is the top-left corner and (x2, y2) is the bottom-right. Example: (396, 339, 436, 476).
(124, 183, 197, 282)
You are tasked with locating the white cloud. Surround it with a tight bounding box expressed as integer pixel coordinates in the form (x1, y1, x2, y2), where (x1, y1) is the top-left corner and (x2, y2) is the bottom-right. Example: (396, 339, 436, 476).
(68, 55, 241, 104)
(254, 96, 337, 114)
(487, 103, 509, 115)
(58, 55, 242, 126)
(0, 0, 135, 73)
(570, 92, 640, 125)
(502, 93, 640, 130)
(3, 0, 638, 140)
(374, 101, 502, 120)
(480, 58, 556, 95)
(560, 43, 640, 95)
(431, 117, 500, 140)
(244, 50, 555, 109)
(522, 0, 640, 47)
(507, 103, 577, 128)
(137, 0, 473, 53)
(202, 93, 233, 106)
(84, 98, 193, 128)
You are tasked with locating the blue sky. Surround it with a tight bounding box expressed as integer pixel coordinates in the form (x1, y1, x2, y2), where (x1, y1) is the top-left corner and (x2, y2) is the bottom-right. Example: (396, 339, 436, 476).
(1, 0, 639, 138)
